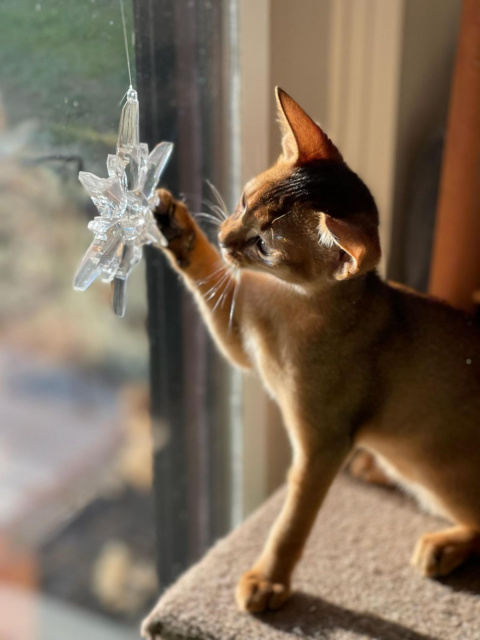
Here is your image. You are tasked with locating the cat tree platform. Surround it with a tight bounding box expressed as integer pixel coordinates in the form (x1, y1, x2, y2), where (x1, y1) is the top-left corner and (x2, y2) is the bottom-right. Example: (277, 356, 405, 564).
(143, 475, 480, 640)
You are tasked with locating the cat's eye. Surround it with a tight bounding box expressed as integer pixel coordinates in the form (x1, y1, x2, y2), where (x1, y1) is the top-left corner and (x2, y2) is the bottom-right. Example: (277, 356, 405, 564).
(256, 236, 269, 256)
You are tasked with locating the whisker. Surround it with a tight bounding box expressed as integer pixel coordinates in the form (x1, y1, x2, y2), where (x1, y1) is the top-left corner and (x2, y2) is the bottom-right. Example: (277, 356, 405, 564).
(228, 269, 240, 334)
(197, 268, 228, 294)
(212, 276, 232, 313)
(205, 270, 231, 301)
(197, 273, 225, 288)
(211, 204, 227, 220)
(272, 211, 291, 225)
(222, 272, 236, 307)
(211, 270, 234, 311)
(194, 212, 223, 226)
(203, 199, 229, 222)
(205, 278, 229, 302)
(195, 263, 227, 286)
(201, 200, 225, 221)
(206, 180, 229, 219)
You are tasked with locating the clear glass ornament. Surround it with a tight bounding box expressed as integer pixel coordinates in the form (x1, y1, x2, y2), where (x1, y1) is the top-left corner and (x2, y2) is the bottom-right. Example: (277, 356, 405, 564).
(74, 86, 173, 317)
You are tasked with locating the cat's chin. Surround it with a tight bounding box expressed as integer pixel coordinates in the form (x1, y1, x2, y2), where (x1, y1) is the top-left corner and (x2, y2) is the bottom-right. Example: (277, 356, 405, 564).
(221, 251, 244, 270)
(222, 256, 241, 269)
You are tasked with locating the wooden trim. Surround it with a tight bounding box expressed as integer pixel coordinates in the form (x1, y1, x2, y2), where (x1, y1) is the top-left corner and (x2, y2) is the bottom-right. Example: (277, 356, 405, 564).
(429, 0, 480, 312)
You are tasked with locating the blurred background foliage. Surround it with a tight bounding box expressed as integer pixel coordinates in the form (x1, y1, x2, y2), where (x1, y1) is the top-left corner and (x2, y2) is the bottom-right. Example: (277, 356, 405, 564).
(0, 0, 158, 632)
(0, 0, 148, 381)
(0, 0, 135, 170)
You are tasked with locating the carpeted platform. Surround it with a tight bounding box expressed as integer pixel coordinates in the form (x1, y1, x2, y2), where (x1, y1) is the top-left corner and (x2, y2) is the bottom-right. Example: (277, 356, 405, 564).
(143, 475, 480, 640)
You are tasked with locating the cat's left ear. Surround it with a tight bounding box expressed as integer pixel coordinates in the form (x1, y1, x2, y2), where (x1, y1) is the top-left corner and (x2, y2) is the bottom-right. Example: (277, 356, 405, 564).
(321, 214, 381, 280)
(276, 87, 343, 164)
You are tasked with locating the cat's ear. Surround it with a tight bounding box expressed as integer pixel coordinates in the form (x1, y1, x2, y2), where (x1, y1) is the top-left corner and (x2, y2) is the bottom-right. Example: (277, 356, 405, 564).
(275, 87, 342, 164)
(321, 214, 381, 280)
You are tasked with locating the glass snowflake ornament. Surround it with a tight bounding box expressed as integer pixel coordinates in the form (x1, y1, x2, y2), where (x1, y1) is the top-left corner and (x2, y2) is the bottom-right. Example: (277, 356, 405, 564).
(73, 86, 173, 317)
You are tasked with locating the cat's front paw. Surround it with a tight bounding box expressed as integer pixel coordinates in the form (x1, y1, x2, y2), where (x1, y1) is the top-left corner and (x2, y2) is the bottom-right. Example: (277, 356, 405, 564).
(153, 188, 196, 267)
(411, 529, 476, 578)
(236, 569, 290, 613)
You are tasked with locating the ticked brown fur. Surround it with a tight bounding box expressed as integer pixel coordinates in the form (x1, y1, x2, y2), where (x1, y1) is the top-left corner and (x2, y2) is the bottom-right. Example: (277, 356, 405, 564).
(142, 88, 480, 625)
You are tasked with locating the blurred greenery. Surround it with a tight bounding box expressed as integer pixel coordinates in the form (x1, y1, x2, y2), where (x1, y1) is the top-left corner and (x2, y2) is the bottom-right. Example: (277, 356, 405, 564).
(0, 0, 150, 381)
(0, 0, 135, 169)
(0, 4, 154, 624)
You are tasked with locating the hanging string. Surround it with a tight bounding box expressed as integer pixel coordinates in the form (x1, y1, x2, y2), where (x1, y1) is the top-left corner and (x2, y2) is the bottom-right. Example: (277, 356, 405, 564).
(119, 0, 133, 88)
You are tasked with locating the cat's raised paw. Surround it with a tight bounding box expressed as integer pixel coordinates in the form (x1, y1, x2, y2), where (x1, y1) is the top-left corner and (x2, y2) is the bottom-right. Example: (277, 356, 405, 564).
(154, 188, 192, 233)
(236, 569, 290, 613)
(153, 188, 196, 266)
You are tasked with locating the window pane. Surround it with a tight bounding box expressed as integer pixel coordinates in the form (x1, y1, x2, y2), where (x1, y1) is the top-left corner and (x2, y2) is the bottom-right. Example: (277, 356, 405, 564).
(0, 0, 158, 635)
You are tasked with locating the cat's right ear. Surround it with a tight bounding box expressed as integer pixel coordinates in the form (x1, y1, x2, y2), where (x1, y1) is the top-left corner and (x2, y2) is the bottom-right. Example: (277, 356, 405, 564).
(275, 87, 342, 165)
(321, 214, 381, 280)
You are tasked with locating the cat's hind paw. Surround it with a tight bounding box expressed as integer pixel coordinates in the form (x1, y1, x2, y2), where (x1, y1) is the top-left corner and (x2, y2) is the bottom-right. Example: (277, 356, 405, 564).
(347, 449, 394, 487)
(236, 569, 290, 613)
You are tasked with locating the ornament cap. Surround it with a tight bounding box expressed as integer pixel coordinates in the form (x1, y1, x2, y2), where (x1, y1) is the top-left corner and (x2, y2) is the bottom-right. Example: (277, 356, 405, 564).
(118, 85, 140, 152)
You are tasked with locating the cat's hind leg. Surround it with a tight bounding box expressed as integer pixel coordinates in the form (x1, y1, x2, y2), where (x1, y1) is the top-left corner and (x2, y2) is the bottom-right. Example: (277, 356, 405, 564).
(347, 449, 394, 487)
(412, 525, 480, 577)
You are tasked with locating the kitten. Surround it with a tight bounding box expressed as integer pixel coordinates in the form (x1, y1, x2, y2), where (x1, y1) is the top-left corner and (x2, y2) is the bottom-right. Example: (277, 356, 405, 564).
(148, 88, 480, 614)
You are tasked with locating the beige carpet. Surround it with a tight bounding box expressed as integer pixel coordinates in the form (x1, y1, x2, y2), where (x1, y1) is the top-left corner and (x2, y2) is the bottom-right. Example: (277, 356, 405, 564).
(143, 475, 480, 639)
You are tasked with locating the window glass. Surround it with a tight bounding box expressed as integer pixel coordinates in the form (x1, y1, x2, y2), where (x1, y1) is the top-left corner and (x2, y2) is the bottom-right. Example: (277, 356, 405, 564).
(0, 1, 157, 635)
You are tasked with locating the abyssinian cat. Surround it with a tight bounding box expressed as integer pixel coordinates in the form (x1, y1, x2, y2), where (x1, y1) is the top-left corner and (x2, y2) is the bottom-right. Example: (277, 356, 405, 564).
(144, 88, 480, 619)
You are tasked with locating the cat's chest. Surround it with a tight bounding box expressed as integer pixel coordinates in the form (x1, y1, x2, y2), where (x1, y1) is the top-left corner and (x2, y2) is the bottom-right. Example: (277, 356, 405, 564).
(243, 328, 285, 396)
(242, 313, 328, 396)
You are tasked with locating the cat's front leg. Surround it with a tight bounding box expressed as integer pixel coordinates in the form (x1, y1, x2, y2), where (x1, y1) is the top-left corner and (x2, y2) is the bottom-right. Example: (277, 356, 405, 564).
(153, 189, 251, 369)
(236, 425, 351, 613)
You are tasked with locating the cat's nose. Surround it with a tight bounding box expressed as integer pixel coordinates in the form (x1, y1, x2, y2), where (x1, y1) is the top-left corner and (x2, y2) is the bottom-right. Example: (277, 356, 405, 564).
(219, 241, 238, 259)
(218, 231, 239, 252)
(218, 233, 242, 262)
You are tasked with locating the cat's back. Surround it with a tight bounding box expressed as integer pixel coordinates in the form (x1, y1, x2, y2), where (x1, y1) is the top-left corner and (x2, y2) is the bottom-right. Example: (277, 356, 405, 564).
(372, 279, 480, 424)
(359, 281, 480, 524)
(383, 280, 480, 374)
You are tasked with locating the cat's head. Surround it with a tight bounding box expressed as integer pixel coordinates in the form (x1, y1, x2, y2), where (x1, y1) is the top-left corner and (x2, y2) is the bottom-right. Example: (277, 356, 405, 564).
(218, 88, 381, 288)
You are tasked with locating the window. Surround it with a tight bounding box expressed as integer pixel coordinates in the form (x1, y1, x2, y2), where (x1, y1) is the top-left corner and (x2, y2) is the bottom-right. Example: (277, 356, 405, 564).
(0, 0, 241, 634)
